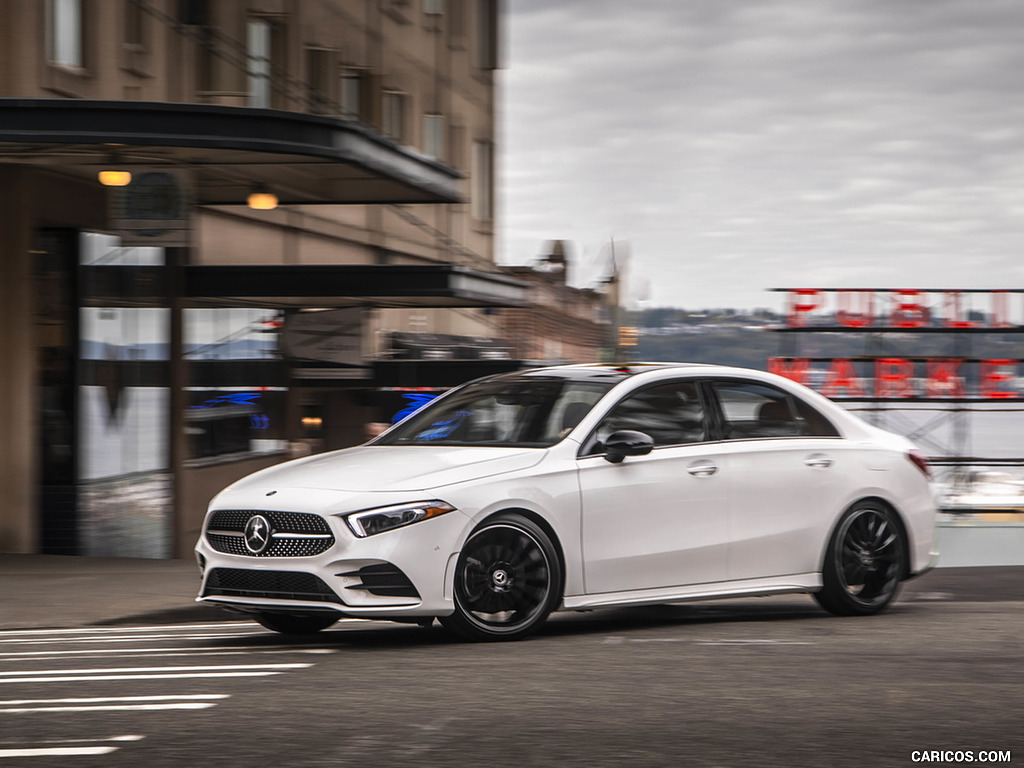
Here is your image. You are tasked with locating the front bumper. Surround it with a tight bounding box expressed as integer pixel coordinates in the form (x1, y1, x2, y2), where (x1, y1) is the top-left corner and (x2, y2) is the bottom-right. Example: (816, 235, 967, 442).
(195, 504, 469, 618)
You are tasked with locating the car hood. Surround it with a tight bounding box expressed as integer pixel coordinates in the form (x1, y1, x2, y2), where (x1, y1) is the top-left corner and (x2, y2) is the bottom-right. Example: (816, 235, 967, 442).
(230, 445, 548, 494)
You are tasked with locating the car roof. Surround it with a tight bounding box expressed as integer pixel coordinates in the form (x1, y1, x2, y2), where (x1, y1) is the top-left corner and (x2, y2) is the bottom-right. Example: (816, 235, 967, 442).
(509, 362, 713, 383)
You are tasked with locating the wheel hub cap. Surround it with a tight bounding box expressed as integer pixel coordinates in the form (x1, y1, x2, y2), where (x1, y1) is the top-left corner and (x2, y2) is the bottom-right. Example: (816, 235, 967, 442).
(491, 567, 511, 592)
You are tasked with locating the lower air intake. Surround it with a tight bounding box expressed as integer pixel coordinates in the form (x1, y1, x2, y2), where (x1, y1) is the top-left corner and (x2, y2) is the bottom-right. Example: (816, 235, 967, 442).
(203, 568, 343, 604)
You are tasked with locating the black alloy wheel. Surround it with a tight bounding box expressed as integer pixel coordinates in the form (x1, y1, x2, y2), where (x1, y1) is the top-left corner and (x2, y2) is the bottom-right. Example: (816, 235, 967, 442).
(441, 514, 562, 641)
(815, 502, 906, 616)
(253, 612, 339, 635)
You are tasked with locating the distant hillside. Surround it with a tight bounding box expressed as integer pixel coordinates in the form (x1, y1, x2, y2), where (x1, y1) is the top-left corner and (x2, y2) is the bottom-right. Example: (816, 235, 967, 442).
(628, 308, 1022, 369)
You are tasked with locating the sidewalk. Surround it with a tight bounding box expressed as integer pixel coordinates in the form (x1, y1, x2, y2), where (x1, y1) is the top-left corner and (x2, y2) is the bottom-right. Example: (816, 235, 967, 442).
(0, 554, 223, 630)
(1, 552, 1022, 631)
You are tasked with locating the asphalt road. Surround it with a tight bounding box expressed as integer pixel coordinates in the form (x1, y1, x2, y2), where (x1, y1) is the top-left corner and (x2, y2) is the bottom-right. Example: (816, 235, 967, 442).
(2, 580, 1021, 768)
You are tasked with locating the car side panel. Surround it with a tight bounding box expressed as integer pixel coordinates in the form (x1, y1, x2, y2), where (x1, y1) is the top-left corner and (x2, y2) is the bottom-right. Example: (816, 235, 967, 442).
(725, 437, 856, 581)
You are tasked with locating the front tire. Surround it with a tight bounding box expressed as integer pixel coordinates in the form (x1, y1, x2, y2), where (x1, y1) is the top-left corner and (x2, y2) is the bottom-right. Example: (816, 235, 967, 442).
(441, 514, 562, 642)
(253, 612, 338, 635)
(815, 501, 905, 616)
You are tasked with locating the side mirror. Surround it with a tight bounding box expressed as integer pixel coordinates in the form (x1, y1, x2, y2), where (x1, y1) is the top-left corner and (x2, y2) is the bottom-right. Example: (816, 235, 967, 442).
(603, 430, 654, 463)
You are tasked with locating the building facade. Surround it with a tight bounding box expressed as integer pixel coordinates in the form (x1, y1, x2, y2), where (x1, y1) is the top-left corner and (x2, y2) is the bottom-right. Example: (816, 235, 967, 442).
(0, 0, 516, 558)
(500, 241, 611, 364)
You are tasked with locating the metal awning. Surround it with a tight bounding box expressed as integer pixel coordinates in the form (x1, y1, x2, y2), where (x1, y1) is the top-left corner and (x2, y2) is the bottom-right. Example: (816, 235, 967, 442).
(183, 265, 528, 309)
(0, 99, 462, 205)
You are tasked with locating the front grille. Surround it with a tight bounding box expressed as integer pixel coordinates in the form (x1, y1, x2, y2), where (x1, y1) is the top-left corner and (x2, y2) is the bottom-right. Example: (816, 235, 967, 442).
(203, 568, 343, 604)
(205, 510, 335, 557)
(339, 563, 420, 598)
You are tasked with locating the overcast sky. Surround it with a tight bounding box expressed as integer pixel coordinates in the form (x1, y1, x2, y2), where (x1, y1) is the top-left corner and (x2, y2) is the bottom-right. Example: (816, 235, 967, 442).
(496, 0, 1024, 311)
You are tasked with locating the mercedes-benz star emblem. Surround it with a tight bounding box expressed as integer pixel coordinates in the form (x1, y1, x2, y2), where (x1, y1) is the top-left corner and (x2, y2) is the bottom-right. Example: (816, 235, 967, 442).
(244, 514, 273, 554)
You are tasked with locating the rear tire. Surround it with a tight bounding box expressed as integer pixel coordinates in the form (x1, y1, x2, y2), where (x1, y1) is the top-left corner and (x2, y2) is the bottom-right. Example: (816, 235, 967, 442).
(253, 612, 338, 635)
(815, 501, 905, 616)
(441, 514, 562, 642)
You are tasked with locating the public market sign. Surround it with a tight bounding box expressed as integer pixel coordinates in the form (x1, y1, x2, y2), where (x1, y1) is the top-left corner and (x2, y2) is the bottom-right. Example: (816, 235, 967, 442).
(768, 289, 1024, 401)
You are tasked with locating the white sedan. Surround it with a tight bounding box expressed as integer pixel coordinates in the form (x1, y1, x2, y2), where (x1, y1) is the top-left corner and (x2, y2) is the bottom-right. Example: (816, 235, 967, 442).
(195, 363, 938, 641)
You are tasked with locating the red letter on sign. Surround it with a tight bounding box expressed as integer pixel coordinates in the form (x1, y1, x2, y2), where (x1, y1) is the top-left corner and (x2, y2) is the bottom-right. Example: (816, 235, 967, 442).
(875, 358, 915, 398)
(980, 359, 1018, 399)
(768, 358, 810, 385)
(925, 359, 965, 398)
(889, 290, 929, 328)
(787, 290, 821, 328)
(836, 290, 875, 328)
(822, 359, 866, 398)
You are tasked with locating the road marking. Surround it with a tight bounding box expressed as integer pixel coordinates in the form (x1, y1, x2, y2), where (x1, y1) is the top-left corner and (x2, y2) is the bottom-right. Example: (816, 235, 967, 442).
(602, 635, 814, 646)
(0, 746, 119, 758)
(0, 695, 228, 712)
(0, 647, 337, 660)
(0, 736, 144, 745)
(0, 663, 312, 677)
(693, 639, 814, 645)
(0, 672, 283, 683)
(0, 633, 269, 645)
(0, 623, 260, 636)
(1, 702, 220, 713)
(1, 695, 228, 705)
(2, 702, 220, 713)
(0, 619, 364, 638)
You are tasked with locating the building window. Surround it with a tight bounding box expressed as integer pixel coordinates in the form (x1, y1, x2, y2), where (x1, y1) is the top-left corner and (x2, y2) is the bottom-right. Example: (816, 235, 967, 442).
(423, 113, 445, 159)
(247, 18, 272, 108)
(382, 90, 406, 141)
(448, 0, 465, 47)
(424, 0, 444, 14)
(472, 0, 497, 70)
(124, 0, 143, 46)
(472, 140, 493, 221)
(340, 67, 362, 119)
(184, 308, 287, 463)
(46, 0, 84, 68)
(306, 47, 333, 114)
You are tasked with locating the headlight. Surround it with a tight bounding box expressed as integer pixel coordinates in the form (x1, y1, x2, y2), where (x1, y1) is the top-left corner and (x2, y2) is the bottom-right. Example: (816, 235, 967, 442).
(343, 501, 456, 538)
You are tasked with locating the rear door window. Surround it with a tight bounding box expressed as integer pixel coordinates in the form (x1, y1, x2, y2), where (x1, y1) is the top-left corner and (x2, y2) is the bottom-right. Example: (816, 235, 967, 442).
(709, 380, 839, 439)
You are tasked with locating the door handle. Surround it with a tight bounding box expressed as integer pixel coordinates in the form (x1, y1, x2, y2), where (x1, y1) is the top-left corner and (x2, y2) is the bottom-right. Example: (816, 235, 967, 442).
(687, 462, 718, 477)
(804, 455, 834, 469)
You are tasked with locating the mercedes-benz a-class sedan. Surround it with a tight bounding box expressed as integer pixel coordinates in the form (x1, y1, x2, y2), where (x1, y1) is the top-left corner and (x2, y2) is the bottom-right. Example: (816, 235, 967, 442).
(195, 363, 938, 641)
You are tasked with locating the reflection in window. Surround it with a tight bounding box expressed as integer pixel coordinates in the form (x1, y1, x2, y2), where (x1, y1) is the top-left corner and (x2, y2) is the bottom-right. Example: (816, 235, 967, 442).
(47, 0, 83, 67)
(184, 308, 287, 462)
(77, 233, 171, 558)
(423, 113, 445, 159)
(593, 381, 706, 450)
(378, 378, 612, 447)
(187, 389, 286, 460)
(712, 380, 838, 439)
(248, 18, 272, 107)
(81, 231, 164, 266)
(184, 308, 280, 360)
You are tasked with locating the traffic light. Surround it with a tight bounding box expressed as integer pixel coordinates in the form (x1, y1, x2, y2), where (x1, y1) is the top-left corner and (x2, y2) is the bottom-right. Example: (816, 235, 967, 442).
(618, 326, 638, 346)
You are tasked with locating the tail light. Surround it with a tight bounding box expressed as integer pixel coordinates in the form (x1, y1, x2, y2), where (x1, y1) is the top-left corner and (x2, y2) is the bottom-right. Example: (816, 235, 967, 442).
(907, 450, 932, 479)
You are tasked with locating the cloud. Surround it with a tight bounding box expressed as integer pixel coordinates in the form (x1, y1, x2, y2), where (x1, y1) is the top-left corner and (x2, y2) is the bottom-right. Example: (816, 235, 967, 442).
(499, 0, 1024, 309)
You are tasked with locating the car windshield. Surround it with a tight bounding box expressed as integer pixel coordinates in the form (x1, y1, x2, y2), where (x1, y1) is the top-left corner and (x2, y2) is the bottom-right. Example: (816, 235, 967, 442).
(375, 375, 614, 447)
